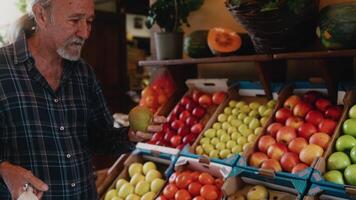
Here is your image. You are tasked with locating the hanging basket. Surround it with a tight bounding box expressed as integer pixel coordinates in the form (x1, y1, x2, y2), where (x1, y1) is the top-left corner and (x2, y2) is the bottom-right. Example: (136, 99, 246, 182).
(225, 0, 319, 53)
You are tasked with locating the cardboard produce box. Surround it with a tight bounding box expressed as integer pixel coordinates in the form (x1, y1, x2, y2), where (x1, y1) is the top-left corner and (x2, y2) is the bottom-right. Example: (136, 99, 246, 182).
(181, 81, 282, 166)
(236, 82, 346, 197)
(310, 90, 356, 199)
(100, 146, 177, 200)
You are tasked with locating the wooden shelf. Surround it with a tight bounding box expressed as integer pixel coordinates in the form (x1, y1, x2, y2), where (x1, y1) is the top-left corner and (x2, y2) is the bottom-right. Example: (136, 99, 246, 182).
(273, 49, 356, 60)
(138, 54, 272, 67)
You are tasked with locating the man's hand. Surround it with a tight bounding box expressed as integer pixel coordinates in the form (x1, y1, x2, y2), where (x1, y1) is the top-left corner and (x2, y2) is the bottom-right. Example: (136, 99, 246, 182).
(129, 116, 166, 142)
(0, 162, 48, 200)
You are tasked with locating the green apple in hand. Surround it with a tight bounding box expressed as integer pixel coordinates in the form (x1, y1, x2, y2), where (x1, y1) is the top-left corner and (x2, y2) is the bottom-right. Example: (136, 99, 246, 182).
(335, 135, 356, 152)
(349, 104, 356, 119)
(327, 152, 351, 171)
(345, 164, 356, 186)
(343, 119, 356, 137)
(350, 146, 356, 164)
(324, 170, 345, 185)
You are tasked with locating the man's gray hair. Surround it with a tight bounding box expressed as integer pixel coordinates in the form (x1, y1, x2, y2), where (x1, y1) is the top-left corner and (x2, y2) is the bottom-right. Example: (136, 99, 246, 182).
(6, 0, 52, 43)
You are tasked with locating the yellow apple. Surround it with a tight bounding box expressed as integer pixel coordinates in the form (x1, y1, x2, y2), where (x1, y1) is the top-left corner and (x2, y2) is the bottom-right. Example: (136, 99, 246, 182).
(143, 162, 157, 175)
(116, 179, 129, 191)
(141, 192, 156, 200)
(145, 169, 162, 183)
(118, 183, 134, 198)
(126, 194, 140, 200)
(128, 163, 143, 177)
(150, 178, 165, 193)
(130, 174, 145, 186)
(135, 181, 150, 196)
(104, 189, 118, 200)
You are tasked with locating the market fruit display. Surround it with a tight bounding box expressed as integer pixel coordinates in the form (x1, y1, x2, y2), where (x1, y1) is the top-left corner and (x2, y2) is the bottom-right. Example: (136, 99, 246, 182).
(139, 71, 176, 113)
(195, 99, 276, 159)
(129, 106, 153, 132)
(317, 2, 356, 50)
(104, 161, 164, 200)
(148, 90, 227, 149)
(184, 30, 214, 58)
(324, 104, 356, 186)
(207, 27, 242, 55)
(227, 184, 296, 200)
(158, 170, 223, 200)
(250, 91, 341, 173)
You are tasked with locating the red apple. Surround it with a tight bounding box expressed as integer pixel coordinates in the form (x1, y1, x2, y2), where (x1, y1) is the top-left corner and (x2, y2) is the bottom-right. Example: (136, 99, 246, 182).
(151, 132, 164, 143)
(191, 123, 203, 135)
(171, 120, 185, 131)
(180, 96, 192, 106)
(293, 102, 312, 117)
(185, 101, 198, 112)
(177, 125, 190, 137)
(183, 134, 196, 144)
(179, 111, 191, 122)
(186, 116, 198, 126)
(267, 123, 283, 137)
(167, 113, 177, 124)
(275, 108, 292, 124)
(292, 163, 309, 174)
(280, 152, 300, 172)
(318, 119, 337, 135)
(298, 123, 317, 139)
(299, 144, 324, 165)
(315, 98, 332, 112)
(324, 106, 342, 121)
(276, 126, 297, 145)
(288, 137, 308, 154)
(285, 116, 304, 129)
(305, 110, 324, 126)
(192, 90, 204, 102)
(192, 106, 206, 118)
(162, 123, 170, 132)
(303, 91, 322, 104)
(249, 152, 269, 168)
(284, 95, 302, 110)
(198, 94, 212, 107)
(156, 140, 169, 147)
(170, 135, 182, 147)
(164, 130, 176, 142)
(258, 135, 276, 153)
(172, 105, 184, 116)
(212, 91, 227, 105)
(267, 143, 288, 161)
(261, 159, 282, 172)
(309, 132, 330, 150)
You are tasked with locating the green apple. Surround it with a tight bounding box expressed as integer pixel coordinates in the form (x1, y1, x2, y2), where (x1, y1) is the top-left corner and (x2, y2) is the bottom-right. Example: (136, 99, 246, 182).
(202, 143, 214, 154)
(104, 189, 118, 200)
(262, 108, 273, 117)
(126, 194, 140, 200)
(229, 100, 237, 107)
(247, 134, 256, 143)
(241, 105, 251, 113)
(335, 135, 356, 151)
(141, 192, 156, 200)
(209, 150, 219, 158)
(327, 152, 351, 171)
(118, 183, 134, 198)
(247, 185, 268, 200)
(128, 106, 153, 132)
(230, 119, 243, 127)
(249, 102, 261, 110)
(344, 164, 356, 186)
(254, 127, 263, 135)
(200, 137, 210, 145)
(226, 141, 237, 149)
(130, 174, 145, 186)
(237, 137, 247, 145)
(222, 122, 231, 130)
(248, 110, 259, 118)
(195, 145, 204, 155)
(227, 115, 236, 123)
(217, 129, 227, 137)
(350, 146, 356, 164)
(142, 162, 157, 175)
(204, 129, 216, 138)
(231, 145, 242, 154)
(220, 133, 231, 142)
(224, 107, 232, 115)
(249, 118, 261, 130)
(260, 117, 269, 127)
(210, 137, 220, 146)
(135, 181, 150, 196)
(236, 101, 246, 108)
(112, 197, 124, 200)
(238, 124, 248, 133)
(243, 116, 253, 125)
(212, 122, 222, 130)
(216, 142, 226, 150)
(231, 132, 240, 140)
(232, 108, 240, 115)
(128, 163, 143, 177)
(324, 170, 345, 185)
(145, 169, 162, 183)
(258, 105, 268, 116)
(219, 149, 231, 159)
(241, 128, 253, 137)
(218, 113, 228, 122)
(228, 127, 237, 134)
(267, 99, 276, 108)
(151, 178, 165, 193)
(116, 179, 129, 191)
(349, 104, 356, 119)
(343, 119, 356, 137)
(238, 113, 247, 120)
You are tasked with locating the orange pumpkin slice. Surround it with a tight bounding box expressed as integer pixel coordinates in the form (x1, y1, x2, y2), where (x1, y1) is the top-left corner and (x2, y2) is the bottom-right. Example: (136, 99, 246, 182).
(207, 27, 242, 55)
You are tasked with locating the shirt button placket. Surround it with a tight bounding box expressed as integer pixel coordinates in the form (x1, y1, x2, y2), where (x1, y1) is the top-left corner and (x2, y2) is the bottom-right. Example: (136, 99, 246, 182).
(66, 154, 71, 159)
(54, 97, 60, 103)
(59, 126, 65, 131)
(71, 183, 76, 188)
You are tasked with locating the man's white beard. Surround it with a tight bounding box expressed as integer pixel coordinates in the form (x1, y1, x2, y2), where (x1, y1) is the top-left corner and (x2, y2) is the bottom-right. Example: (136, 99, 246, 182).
(57, 36, 85, 61)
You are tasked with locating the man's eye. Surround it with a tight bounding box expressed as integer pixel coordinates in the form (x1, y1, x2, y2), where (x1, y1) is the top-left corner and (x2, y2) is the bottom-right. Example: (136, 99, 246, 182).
(70, 19, 80, 23)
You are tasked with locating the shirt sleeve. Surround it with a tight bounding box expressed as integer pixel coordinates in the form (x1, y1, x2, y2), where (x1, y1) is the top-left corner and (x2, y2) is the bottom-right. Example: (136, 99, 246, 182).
(87, 67, 135, 155)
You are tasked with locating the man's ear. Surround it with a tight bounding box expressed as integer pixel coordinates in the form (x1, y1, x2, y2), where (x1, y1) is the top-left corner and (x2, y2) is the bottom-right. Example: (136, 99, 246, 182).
(32, 4, 52, 29)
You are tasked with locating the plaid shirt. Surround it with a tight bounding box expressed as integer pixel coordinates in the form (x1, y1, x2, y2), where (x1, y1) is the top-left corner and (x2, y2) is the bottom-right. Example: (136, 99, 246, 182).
(0, 33, 134, 199)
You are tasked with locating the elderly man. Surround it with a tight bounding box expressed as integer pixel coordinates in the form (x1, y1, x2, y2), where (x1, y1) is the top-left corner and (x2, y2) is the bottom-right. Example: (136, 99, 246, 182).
(0, 0, 160, 199)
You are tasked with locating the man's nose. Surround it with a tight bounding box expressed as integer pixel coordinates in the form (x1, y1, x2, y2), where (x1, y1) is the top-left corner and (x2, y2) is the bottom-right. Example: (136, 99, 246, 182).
(76, 20, 91, 40)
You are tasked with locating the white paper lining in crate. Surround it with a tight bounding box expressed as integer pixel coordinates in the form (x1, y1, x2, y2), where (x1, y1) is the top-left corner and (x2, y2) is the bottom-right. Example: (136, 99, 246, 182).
(174, 156, 232, 179)
(136, 142, 180, 156)
(185, 79, 229, 93)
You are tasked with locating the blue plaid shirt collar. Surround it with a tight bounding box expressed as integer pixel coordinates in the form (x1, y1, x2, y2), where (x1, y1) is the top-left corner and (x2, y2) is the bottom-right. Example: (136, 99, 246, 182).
(12, 32, 31, 65)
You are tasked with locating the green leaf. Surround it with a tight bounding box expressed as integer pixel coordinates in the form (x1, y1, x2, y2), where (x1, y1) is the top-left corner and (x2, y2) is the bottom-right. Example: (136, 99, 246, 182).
(261, 1, 280, 12)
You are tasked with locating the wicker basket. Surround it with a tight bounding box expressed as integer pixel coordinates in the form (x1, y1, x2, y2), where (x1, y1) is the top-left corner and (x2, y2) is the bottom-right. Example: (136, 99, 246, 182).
(225, 0, 319, 53)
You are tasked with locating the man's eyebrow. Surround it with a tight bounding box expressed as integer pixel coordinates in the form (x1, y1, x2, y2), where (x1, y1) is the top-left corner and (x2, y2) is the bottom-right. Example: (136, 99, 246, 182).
(68, 13, 95, 19)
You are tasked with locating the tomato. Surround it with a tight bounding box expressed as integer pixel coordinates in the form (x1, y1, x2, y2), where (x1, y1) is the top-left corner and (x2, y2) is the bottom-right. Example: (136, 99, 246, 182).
(198, 172, 214, 185)
(212, 91, 226, 105)
(190, 171, 201, 181)
(198, 94, 212, 107)
(192, 90, 204, 102)
(156, 195, 168, 200)
(176, 173, 193, 189)
(192, 197, 206, 200)
(175, 189, 192, 200)
(169, 172, 180, 184)
(163, 184, 178, 199)
(200, 185, 218, 200)
(188, 182, 202, 196)
(214, 178, 224, 189)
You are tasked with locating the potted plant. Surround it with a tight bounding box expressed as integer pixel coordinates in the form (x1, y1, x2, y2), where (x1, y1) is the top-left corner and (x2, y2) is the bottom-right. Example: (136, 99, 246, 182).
(146, 0, 204, 60)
